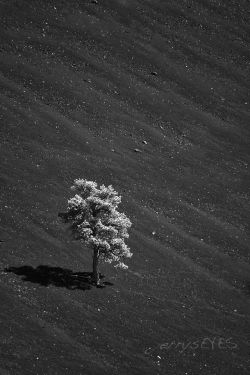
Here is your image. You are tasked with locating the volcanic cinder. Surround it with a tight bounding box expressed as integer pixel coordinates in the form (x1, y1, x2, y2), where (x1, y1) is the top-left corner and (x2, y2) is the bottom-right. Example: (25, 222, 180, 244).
(0, 1, 250, 374)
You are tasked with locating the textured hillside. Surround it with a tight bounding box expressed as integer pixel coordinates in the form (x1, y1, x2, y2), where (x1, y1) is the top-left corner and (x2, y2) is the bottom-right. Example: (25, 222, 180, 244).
(0, 1, 250, 374)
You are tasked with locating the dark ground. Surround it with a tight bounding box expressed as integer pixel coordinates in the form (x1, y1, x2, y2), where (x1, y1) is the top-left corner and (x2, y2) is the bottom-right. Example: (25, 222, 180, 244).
(0, 0, 250, 374)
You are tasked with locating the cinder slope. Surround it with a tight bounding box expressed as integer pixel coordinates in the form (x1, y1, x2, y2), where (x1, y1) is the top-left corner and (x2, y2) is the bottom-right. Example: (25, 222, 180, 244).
(0, 1, 250, 374)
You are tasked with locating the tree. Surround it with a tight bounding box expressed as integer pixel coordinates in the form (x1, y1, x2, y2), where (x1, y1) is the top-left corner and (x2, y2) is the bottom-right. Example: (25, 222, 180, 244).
(61, 179, 132, 286)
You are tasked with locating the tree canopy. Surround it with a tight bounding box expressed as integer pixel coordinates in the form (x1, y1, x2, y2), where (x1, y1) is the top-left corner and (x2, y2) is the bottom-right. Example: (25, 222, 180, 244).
(64, 179, 133, 270)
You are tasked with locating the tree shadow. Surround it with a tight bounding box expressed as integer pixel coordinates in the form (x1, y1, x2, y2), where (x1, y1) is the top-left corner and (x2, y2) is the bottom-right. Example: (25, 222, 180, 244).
(4, 265, 113, 291)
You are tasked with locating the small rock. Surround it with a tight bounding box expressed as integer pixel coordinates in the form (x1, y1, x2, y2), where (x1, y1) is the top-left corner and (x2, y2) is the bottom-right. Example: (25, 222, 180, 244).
(91, 0, 98, 3)
(151, 71, 158, 76)
(134, 148, 142, 153)
(142, 140, 148, 144)
(152, 231, 156, 235)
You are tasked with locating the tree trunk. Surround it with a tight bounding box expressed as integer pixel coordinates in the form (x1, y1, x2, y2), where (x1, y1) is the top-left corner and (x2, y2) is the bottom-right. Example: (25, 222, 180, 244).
(92, 247, 100, 286)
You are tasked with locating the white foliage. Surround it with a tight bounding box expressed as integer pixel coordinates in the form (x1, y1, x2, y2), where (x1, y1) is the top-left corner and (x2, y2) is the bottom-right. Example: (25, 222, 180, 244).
(114, 262, 128, 270)
(66, 179, 132, 268)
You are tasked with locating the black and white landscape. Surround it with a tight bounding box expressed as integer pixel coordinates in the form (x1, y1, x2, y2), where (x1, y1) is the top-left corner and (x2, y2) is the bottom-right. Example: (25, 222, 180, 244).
(0, 0, 250, 374)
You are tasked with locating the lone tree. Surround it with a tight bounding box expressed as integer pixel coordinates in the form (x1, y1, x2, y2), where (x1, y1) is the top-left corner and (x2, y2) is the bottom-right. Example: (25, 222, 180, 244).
(61, 179, 132, 285)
